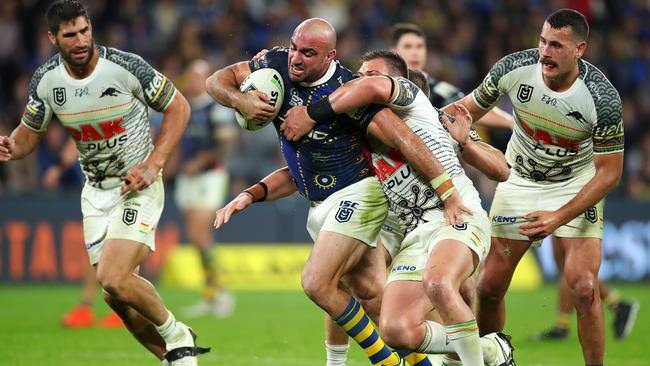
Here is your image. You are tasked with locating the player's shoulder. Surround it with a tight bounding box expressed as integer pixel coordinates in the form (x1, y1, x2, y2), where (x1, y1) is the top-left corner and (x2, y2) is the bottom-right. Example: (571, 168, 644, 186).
(31, 53, 61, 85)
(579, 59, 621, 103)
(103, 45, 149, 71)
(492, 48, 539, 74)
(391, 76, 421, 107)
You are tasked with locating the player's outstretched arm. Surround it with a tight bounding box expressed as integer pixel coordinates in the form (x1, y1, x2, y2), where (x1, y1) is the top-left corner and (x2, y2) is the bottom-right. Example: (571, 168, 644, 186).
(520, 152, 623, 241)
(368, 108, 472, 225)
(205, 61, 275, 123)
(442, 104, 510, 182)
(280, 76, 393, 141)
(121, 92, 190, 194)
(0, 124, 42, 161)
(214, 167, 297, 229)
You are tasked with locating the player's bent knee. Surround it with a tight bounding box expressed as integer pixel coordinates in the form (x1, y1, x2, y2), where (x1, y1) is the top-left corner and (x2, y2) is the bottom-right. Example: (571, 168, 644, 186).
(300, 269, 330, 303)
(379, 317, 418, 349)
(422, 276, 456, 308)
(477, 272, 508, 302)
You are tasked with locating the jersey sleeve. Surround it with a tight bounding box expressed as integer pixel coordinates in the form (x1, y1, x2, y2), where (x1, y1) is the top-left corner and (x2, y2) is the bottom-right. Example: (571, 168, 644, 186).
(472, 49, 538, 110)
(248, 48, 287, 72)
(590, 78, 624, 154)
(388, 76, 420, 107)
(21, 65, 55, 133)
(106, 48, 177, 112)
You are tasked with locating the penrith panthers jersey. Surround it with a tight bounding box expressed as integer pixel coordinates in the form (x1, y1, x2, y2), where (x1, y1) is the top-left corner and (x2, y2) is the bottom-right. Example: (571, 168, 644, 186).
(21, 46, 177, 189)
(472, 48, 624, 184)
(371, 76, 480, 233)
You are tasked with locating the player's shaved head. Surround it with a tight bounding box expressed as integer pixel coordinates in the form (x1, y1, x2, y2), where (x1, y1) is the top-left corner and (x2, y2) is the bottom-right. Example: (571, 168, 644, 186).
(294, 18, 336, 50)
(288, 18, 337, 82)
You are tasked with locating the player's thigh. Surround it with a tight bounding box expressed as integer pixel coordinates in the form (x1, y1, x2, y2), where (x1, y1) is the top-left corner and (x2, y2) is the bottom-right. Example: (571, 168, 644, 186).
(343, 246, 387, 300)
(556, 236, 602, 285)
(97, 238, 150, 281)
(425, 239, 477, 289)
(303, 230, 370, 283)
(478, 237, 531, 296)
(381, 280, 433, 331)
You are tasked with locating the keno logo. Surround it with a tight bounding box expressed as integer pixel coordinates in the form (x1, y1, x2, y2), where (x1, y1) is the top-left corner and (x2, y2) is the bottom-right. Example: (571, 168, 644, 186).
(492, 216, 516, 223)
(392, 265, 417, 272)
(335, 200, 358, 223)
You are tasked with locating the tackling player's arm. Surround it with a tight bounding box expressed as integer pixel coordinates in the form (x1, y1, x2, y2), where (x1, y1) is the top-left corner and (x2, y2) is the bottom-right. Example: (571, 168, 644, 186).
(214, 167, 297, 229)
(281, 76, 393, 139)
(205, 61, 275, 122)
(441, 105, 510, 182)
(473, 107, 515, 130)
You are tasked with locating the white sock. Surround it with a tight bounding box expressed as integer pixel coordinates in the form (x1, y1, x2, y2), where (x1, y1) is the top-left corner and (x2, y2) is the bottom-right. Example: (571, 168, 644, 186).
(416, 320, 455, 354)
(441, 355, 463, 366)
(446, 320, 483, 366)
(480, 337, 497, 365)
(155, 310, 185, 346)
(325, 342, 349, 366)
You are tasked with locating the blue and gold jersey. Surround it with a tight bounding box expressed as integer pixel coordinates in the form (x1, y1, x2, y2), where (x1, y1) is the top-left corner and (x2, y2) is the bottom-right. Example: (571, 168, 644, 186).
(249, 48, 379, 201)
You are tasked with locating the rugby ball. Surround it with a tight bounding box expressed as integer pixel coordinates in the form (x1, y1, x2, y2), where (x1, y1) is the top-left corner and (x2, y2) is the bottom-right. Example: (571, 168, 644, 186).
(235, 68, 284, 131)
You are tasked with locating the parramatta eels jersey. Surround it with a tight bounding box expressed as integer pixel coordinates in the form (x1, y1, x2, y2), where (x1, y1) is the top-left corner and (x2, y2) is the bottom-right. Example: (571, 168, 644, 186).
(426, 74, 464, 108)
(371, 76, 480, 233)
(21, 46, 177, 189)
(472, 48, 624, 184)
(249, 48, 379, 202)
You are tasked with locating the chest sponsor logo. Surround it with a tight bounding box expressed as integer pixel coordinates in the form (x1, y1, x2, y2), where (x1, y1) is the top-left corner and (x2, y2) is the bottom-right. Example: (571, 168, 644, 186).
(65, 117, 126, 142)
(53, 87, 66, 106)
(519, 119, 580, 153)
(122, 208, 138, 225)
(517, 84, 533, 103)
(335, 200, 358, 223)
(100, 87, 120, 98)
(373, 150, 406, 182)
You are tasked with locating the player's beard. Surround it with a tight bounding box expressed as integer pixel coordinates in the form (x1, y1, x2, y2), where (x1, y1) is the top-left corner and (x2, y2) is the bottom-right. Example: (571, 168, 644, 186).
(59, 41, 95, 69)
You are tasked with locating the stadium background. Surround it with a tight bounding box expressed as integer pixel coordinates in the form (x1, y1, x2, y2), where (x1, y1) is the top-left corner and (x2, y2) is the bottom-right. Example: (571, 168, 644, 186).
(0, 0, 649, 365)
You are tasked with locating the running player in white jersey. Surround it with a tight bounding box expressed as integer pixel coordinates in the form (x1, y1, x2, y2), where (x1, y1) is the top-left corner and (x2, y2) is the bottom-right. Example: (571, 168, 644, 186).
(445, 9, 624, 366)
(278, 50, 515, 366)
(0, 1, 208, 365)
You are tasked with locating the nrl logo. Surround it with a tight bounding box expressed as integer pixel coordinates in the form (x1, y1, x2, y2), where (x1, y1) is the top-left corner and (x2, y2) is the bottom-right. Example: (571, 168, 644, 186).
(517, 84, 533, 103)
(53, 87, 66, 106)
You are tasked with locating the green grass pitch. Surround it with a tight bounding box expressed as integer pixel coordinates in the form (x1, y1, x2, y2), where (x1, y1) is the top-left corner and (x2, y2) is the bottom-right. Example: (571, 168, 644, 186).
(1, 284, 647, 365)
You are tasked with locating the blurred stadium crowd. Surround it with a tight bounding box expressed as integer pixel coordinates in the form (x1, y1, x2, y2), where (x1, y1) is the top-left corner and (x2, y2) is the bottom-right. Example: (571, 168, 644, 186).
(0, 0, 648, 200)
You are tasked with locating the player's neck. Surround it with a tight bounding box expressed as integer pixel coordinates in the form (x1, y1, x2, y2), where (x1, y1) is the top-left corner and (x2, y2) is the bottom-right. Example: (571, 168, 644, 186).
(543, 62, 580, 92)
(62, 46, 100, 80)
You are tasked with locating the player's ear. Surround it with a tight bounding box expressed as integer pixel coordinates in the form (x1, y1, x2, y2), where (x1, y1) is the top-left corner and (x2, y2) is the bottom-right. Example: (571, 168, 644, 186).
(327, 49, 336, 62)
(576, 41, 587, 59)
(47, 31, 57, 46)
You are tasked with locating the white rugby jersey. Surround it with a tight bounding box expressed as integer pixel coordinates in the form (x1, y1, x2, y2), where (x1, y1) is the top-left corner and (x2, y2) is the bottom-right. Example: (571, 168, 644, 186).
(21, 46, 177, 189)
(371, 76, 481, 233)
(473, 48, 624, 184)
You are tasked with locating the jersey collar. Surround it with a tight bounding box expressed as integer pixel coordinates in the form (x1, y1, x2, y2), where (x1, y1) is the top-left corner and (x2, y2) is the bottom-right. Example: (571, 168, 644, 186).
(299, 60, 338, 87)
